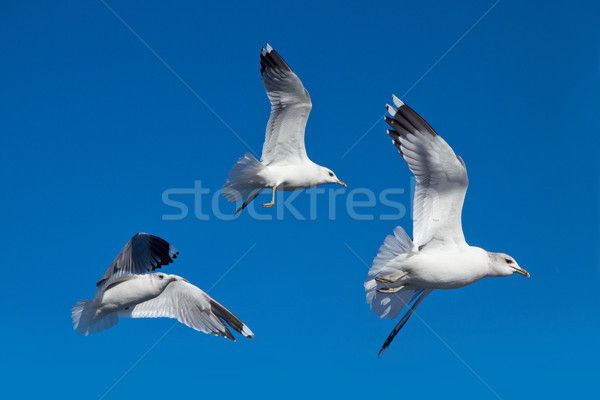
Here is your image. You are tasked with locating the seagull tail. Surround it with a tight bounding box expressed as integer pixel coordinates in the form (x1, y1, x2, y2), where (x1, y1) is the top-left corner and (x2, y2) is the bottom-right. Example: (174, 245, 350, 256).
(222, 153, 266, 214)
(209, 298, 254, 339)
(365, 226, 416, 320)
(71, 300, 118, 336)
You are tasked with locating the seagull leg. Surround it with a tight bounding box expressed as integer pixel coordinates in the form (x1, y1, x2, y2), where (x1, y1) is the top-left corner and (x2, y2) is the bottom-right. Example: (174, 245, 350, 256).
(375, 271, 409, 283)
(377, 285, 405, 294)
(262, 186, 277, 208)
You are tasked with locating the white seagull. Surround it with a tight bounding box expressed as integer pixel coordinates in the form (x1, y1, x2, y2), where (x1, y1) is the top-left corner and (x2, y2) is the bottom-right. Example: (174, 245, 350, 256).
(72, 233, 253, 340)
(365, 96, 529, 357)
(223, 44, 346, 215)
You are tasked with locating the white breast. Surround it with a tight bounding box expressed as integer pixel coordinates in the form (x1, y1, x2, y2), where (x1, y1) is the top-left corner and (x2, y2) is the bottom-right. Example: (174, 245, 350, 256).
(260, 162, 321, 190)
(99, 276, 163, 312)
(404, 246, 490, 289)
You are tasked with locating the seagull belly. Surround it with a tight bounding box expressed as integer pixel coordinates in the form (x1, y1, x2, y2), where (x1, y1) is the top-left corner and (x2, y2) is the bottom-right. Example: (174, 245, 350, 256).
(404, 249, 489, 290)
(261, 164, 320, 190)
(98, 277, 163, 314)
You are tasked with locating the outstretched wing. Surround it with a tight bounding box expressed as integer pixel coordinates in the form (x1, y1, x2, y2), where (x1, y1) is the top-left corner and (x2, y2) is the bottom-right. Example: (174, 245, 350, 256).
(120, 277, 254, 341)
(260, 44, 312, 165)
(96, 233, 178, 289)
(385, 96, 469, 249)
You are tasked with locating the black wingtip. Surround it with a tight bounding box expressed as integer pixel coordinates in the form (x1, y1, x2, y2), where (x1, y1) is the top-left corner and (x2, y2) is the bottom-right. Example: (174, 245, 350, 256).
(259, 44, 292, 75)
(233, 189, 264, 216)
(146, 234, 178, 270)
(386, 130, 403, 156)
(384, 115, 395, 128)
(95, 233, 179, 288)
(378, 324, 401, 358)
(387, 97, 439, 137)
(210, 298, 254, 339)
(224, 328, 236, 341)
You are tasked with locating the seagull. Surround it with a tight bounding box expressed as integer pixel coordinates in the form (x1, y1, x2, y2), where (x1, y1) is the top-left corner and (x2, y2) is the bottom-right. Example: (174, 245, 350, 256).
(72, 233, 253, 340)
(364, 96, 529, 357)
(223, 44, 346, 215)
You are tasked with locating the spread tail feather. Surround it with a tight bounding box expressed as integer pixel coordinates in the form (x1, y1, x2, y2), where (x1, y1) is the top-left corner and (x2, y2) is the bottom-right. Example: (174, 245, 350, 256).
(209, 298, 254, 339)
(223, 153, 266, 214)
(365, 226, 416, 320)
(364, 226, 434, 356)
(71, 300, 118, 336)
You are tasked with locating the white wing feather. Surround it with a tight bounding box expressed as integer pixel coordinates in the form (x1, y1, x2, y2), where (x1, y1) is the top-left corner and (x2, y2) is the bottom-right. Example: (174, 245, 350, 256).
(385, 96, 469, 249)
(119, 278, 253, 340)
(260, 44, 312, 165)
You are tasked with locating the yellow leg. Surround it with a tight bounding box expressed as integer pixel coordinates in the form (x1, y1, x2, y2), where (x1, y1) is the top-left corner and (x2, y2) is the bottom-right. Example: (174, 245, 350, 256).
(262, 186, 277, 208)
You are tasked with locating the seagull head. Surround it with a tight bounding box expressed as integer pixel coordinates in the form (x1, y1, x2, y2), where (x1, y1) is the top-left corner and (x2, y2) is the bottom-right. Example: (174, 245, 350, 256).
(152, 273, 179, 289)
(319, 167, 346, 187)
(488, 253, 530, 278)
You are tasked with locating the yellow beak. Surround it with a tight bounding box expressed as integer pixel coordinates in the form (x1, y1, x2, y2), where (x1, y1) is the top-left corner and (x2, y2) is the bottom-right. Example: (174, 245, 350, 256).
(336, 180, 347, 187)
(512, 267, 530, 278)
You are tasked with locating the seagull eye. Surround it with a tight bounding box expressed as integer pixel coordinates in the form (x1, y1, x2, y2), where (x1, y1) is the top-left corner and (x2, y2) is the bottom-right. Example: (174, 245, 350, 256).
(328, 172, 334, 177)
(505, 259, 511, 264)
(158, 274, 164, 279)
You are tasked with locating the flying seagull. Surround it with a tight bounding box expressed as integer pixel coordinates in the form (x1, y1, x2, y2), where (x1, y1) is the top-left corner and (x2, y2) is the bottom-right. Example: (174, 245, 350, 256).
(223, 44, 346, 215)
(72, 233, 253, 340)
(364, 96, 529, 357)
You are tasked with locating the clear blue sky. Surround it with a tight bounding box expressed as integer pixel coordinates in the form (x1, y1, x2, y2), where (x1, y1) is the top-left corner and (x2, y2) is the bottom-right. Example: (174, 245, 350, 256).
(1, 0, 598, 398)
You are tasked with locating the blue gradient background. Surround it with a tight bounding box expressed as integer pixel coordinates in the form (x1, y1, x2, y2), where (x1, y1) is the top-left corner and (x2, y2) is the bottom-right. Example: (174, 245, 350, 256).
(0, 1, 598, 398)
